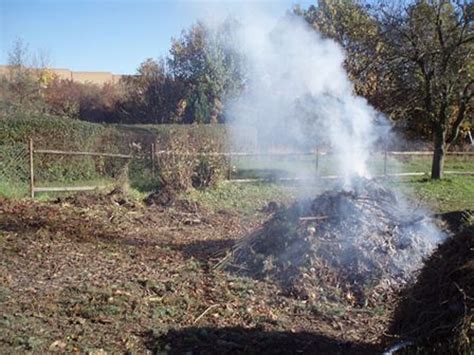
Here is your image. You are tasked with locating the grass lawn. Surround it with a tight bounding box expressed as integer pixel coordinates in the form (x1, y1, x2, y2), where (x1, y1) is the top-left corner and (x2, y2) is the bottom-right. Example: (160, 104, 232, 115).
(389, 175, 474, 213)
(231, 154, 474, 179)
(0, 180, 28, 200)
(0, 177, 149, 201)
(190, 175, 474, 214)
(186, 182, 306, 215)
(3, 173, 471, 215)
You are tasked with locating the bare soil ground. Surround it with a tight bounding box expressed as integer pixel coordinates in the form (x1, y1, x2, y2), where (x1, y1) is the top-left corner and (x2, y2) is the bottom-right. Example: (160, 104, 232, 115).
(388, 224, 473, 354)
(0, 191, 394, 354)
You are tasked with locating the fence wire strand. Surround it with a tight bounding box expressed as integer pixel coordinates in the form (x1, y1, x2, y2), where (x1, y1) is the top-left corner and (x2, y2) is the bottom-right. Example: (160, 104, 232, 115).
(0, 144, 30, 197)
(1, 141, 472, 198)
(0, 144, 30, 182)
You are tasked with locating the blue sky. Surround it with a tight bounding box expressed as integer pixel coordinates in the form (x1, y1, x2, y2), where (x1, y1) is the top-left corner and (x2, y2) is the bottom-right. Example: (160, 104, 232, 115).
(0, 0, 314, 74)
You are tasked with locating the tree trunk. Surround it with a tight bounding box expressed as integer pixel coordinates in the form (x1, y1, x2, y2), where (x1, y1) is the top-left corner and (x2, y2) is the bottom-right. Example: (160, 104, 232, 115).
(431, 124, 446, 179)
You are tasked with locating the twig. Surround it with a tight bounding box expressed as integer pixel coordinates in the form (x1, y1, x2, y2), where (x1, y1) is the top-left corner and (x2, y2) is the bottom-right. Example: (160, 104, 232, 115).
(193, 304, 219, 324)
(213, 254, 232, 270)
(299, 216, 328, 221)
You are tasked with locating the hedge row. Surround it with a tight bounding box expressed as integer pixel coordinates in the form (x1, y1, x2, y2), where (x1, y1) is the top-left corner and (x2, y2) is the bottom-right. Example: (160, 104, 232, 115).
(0, 114, 253, 191)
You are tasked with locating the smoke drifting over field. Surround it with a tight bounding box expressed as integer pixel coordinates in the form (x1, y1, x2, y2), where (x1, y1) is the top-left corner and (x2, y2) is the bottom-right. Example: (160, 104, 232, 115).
(223, 12, 384, 184)
(203, 8, 445, 295)
(204, 9, 443, 286)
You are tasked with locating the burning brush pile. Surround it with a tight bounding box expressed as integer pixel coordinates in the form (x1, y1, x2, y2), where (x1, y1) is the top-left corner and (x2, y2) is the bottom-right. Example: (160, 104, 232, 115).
(220, 178, 443, 307)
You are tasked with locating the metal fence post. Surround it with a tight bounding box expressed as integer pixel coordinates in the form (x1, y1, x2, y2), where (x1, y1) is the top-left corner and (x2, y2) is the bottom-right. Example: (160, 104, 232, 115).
(383, 146, 388, 176)
(29, 138, 35, 199)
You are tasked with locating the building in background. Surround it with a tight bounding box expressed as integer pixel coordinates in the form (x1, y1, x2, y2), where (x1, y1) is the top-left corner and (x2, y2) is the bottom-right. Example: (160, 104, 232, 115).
(0, 65, 122, 85)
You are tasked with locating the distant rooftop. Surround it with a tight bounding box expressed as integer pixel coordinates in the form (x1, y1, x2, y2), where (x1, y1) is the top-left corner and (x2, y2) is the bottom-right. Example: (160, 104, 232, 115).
(0, 65, 123, 85)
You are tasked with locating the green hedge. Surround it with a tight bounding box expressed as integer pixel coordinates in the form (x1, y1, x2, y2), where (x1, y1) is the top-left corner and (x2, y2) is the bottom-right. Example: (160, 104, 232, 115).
(0, 114, 251, 193)
(0, 113, 105, 149)
(1, 114, 254, 154)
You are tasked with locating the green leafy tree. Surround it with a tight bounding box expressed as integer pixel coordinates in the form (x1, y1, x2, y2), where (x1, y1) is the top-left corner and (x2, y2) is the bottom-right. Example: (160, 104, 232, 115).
(168, 20, 243, 123)
(298, 1, 384, 101)
(118, 58, 183, 123)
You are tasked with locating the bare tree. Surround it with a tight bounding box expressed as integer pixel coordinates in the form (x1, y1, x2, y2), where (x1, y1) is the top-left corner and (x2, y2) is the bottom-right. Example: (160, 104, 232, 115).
(379, 0, 473, 179)
(6, 38, 40, 107)
(4, 38, 52, 112)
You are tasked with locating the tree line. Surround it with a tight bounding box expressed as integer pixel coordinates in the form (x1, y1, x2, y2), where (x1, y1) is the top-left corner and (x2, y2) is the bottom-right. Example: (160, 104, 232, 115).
(0, 19, 243, 125)
(0, 0, 472, 179)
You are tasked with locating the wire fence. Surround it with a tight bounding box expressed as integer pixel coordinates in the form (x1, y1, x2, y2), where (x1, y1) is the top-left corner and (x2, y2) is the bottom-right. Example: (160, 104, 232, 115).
(0, 141, 136, 198)
(29, 140, 133, 198)
(1, 140, 473, 198)
(0, 143, 31, 198)
(226, 150, 474, 181)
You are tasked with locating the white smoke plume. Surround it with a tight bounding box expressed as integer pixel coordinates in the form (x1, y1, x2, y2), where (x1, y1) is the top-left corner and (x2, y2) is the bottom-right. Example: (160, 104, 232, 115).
(201, 4, 445, 286)
(219, 11, 385, 184)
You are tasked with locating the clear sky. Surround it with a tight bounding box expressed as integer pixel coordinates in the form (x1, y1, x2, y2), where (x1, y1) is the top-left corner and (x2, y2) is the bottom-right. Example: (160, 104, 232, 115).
(0, 0, 314, 74)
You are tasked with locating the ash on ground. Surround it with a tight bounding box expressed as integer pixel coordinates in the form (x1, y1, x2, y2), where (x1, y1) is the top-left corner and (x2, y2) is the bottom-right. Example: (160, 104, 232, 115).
(223, 178, 445, 307)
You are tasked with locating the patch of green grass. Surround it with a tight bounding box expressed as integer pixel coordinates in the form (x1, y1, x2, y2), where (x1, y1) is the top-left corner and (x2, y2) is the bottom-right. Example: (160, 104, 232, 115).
(125, 186, 149, 201)
(0, 177, 149, 202)
(10, 335, 44, 351)
(0, 180, 28, 199)
(233, 155, 474, 179)
(129, 175, 161, 193)
(0, 178, 117, 200)
(152, 305, 180, 319)
(387, 175, 474, 212)
(189, 175, 473, 215)
(186, 181, 312, 214)
(232, 155, 317, 179)
(33, 178, 117, 201)
(385, 155, 474, 174)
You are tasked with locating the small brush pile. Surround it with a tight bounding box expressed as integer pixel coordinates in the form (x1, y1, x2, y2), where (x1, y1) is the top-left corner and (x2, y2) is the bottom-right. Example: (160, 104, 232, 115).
(221, 178, 443, 307)
(54, 187, 137, 209)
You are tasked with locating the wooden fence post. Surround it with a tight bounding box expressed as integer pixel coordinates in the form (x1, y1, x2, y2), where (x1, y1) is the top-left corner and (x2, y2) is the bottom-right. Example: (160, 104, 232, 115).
(29, 138, 35, 199)
(315, 147, 319, 177)
(383, 146, 388, 176)
(228, 154, 233, 180)
(151, 143, 155, 178)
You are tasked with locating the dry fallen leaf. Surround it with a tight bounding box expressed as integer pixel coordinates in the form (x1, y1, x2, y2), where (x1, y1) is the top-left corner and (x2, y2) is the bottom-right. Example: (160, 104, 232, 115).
(49, 340, 67, 351)
(88, 349, 108, 355)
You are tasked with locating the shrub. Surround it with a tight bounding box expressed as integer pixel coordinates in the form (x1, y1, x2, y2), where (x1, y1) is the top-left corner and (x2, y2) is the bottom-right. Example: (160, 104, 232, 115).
(154, 125, 229, 191)
(155, 134, 195, 192)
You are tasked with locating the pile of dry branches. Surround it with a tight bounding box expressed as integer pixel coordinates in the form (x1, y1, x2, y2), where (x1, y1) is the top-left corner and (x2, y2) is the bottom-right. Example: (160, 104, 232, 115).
(220, 178, 443, 307)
